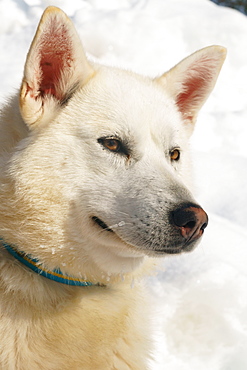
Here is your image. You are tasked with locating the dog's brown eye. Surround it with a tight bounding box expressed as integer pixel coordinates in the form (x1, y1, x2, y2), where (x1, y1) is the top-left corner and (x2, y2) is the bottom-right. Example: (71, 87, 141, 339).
(170, 148, 180, 161)
(102, 138, 121, 152)
(98, 136, 130, 157)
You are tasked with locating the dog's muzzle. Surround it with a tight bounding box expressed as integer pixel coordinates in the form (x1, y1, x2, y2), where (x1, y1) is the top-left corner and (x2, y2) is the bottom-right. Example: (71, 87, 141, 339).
(91, 202, 208, 255)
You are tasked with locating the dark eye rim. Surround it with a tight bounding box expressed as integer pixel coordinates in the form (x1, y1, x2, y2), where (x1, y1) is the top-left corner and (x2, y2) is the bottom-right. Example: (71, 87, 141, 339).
(170, 148, 181, 161)
(98, 136, 130, 157)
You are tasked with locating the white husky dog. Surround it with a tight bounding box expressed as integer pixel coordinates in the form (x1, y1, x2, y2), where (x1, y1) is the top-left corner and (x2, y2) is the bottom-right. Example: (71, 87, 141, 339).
(0, 6, 226, 369)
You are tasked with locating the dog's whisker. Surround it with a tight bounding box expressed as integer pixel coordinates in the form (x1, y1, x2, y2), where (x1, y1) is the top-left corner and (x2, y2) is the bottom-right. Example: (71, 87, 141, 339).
(99, 220, 129, 233)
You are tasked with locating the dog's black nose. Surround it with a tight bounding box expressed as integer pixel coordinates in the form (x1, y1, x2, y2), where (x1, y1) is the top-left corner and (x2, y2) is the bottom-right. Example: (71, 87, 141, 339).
(171, 203, 208, 243)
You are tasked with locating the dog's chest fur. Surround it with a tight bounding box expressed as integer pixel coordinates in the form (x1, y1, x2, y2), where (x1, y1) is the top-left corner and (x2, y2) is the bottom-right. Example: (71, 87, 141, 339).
(0, 261, 152, 369)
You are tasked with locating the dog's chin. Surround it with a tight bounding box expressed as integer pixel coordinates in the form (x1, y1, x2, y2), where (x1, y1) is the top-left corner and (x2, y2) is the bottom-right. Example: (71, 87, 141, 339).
(91, 216, 199, 257)
(153, 242, 197, 256)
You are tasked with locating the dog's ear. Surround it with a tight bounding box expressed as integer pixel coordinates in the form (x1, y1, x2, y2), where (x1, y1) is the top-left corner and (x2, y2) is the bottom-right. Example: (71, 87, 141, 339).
(157, 46, 226, 129)
(19, 6, 94, 127)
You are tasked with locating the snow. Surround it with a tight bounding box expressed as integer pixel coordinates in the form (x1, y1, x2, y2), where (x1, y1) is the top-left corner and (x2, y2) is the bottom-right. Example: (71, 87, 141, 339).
(0, 0, 246, 368)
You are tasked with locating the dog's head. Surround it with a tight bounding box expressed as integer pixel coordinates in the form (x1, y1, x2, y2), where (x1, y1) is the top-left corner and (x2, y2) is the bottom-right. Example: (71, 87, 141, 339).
(5, 7, 226, 278)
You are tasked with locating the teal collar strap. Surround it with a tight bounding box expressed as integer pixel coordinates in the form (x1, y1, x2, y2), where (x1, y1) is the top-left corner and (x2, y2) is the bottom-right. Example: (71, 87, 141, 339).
(1, 239, 95, 287)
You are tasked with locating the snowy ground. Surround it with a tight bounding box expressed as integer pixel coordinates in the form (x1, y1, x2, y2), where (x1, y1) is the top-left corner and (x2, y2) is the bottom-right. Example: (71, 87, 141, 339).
(0, 0, 247, 369)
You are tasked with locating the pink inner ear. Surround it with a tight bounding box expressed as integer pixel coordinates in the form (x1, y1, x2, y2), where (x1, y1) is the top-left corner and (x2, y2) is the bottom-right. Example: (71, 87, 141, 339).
(176, 58, 214, 117)
(176, 75, 205, 115)
(39, 61, 57, 97)
(38, 22, 73, 100)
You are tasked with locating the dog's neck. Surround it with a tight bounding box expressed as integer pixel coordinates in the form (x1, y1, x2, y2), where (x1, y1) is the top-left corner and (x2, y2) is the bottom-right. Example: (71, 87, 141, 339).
(1, 238, 97, 287)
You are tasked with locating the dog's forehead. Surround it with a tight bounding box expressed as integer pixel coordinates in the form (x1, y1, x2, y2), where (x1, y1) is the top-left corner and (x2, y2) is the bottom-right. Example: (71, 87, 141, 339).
(76, 67, 183, 137)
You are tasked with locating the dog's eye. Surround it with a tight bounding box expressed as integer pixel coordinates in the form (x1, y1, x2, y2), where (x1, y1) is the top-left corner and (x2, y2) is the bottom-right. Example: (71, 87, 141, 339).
(98, 137, 129, 156)
(170, 148, 180, 161)
(101, 138, 121, 152)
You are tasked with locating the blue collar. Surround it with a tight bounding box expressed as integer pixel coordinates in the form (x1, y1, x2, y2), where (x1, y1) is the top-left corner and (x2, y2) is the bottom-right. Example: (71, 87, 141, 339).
(1, 239, 96, 287)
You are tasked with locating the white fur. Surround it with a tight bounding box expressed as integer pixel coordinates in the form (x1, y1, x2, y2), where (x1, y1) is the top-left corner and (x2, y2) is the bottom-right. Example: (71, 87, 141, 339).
(0, 7, 226, 369)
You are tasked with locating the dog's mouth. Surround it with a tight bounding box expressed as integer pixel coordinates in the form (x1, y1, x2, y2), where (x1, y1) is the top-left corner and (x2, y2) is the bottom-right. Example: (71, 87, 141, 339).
(92, 215, 200, 255)
(92, 216, 114, 233)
